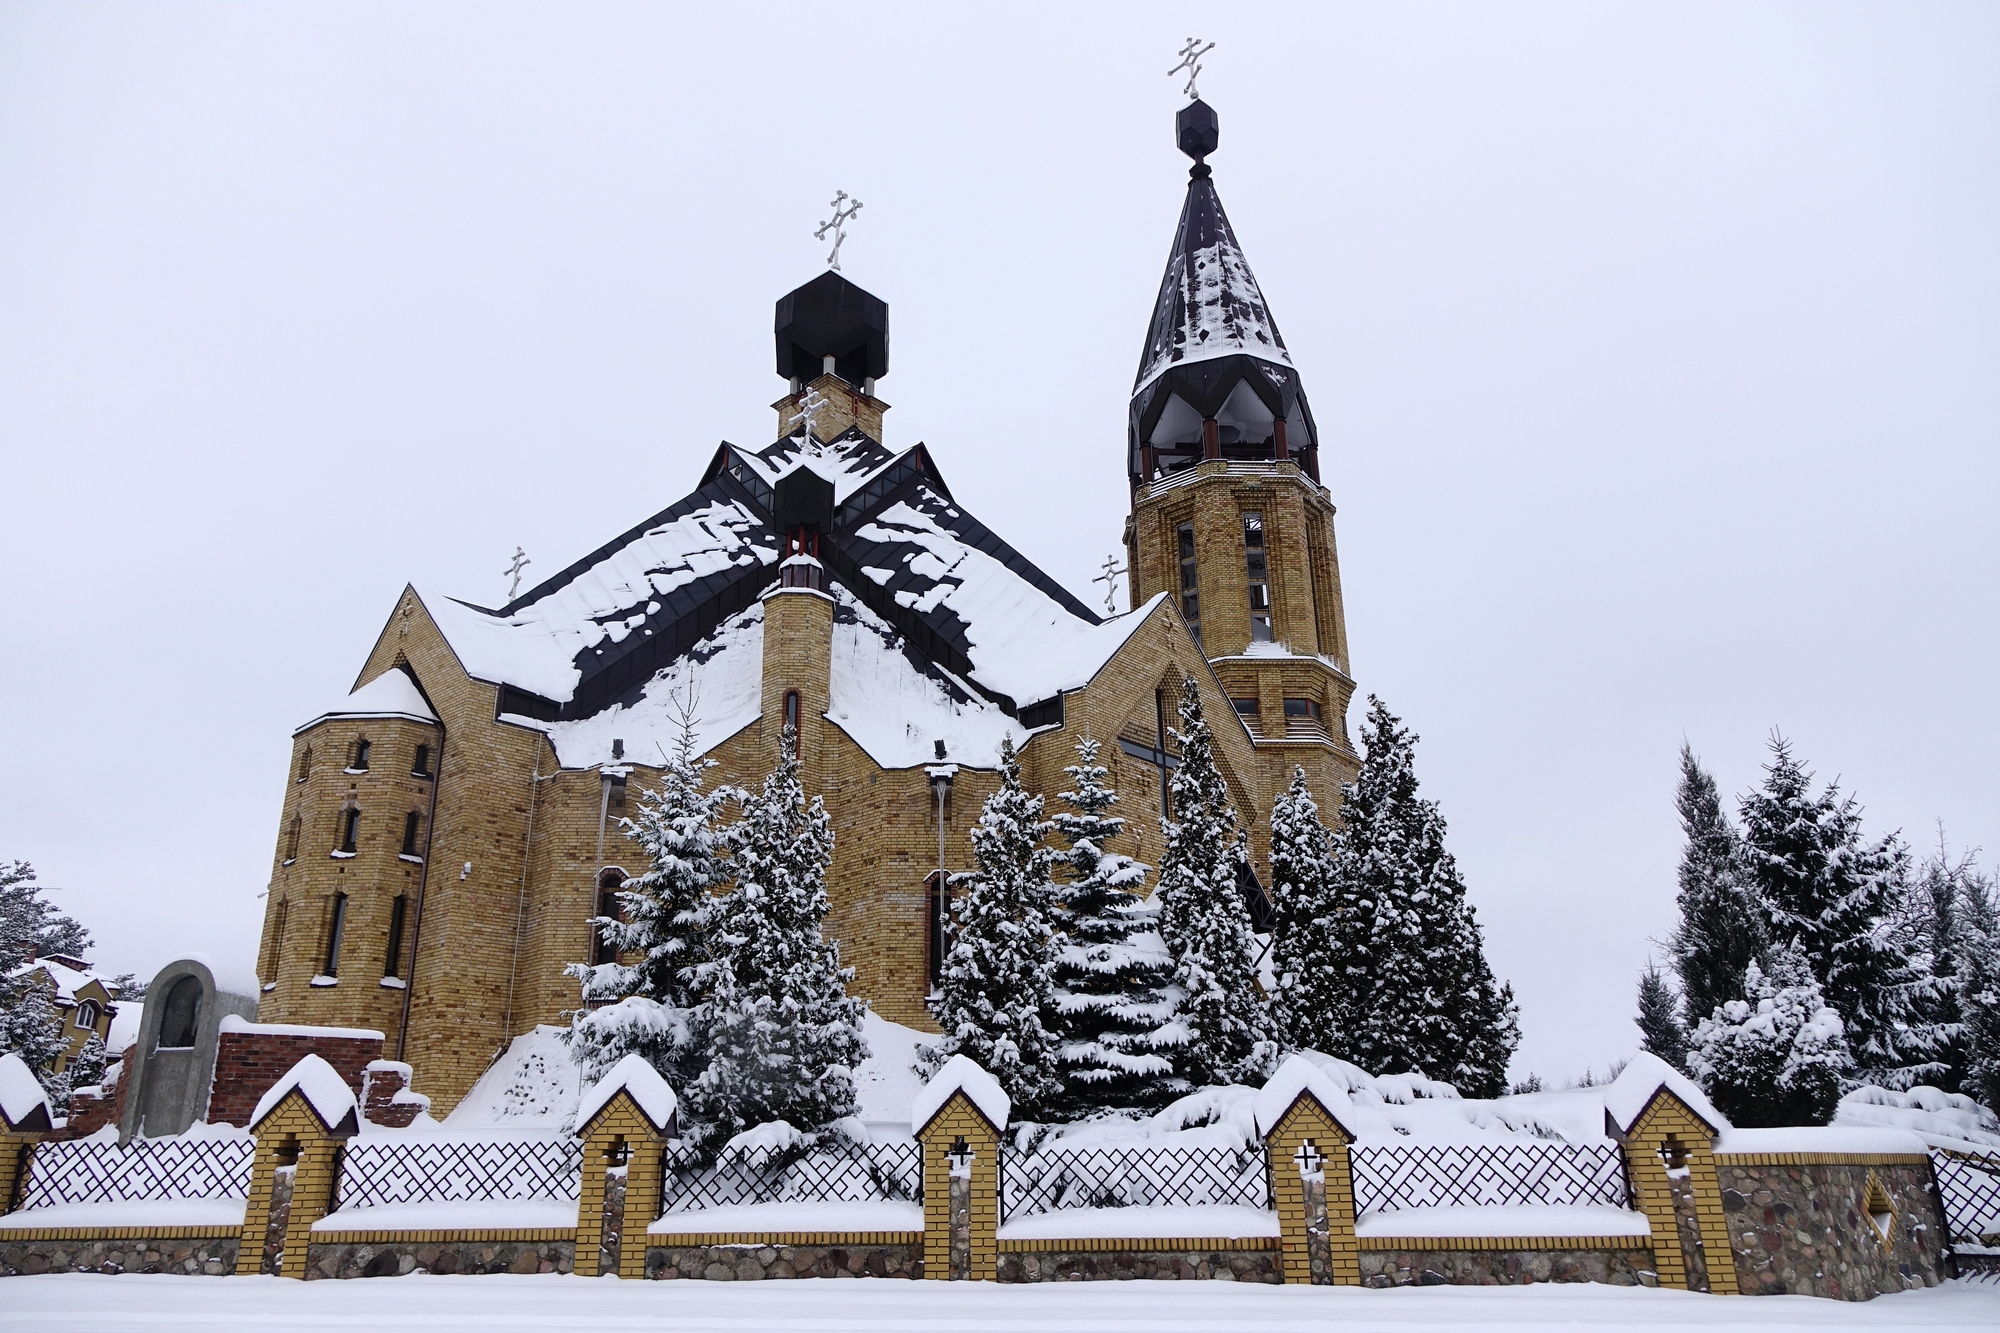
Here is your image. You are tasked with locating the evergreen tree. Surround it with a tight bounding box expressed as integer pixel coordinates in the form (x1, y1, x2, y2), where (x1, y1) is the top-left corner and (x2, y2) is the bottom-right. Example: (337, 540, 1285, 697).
(1045, 736, 1176, 1116)
(1321, 697, 1519, 1095)
(0, 862, 93, 1104)
(0, 971, 66, 1092)
(66, 1031, 109, 1093)
(1268, 767, 1341, 1051)
(1956, 871, 2000, 1114)
(567, 718, 734, 1086)
(1154, 679, 1279, 1088)
(922, 738, 1064, 1120)
(1689, 945, 1852, 1126)
(1738, 736, 1940, 1086)
(1905, 838, 1988, 1095)
(1635, 963, 1689, 1072)
(1668, 745, 1766, 1030)
(683, 726, 867, 1149)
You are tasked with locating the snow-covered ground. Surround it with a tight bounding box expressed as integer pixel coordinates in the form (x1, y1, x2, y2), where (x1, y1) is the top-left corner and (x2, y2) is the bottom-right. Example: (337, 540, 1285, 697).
(1, 1273, 1994, 1333)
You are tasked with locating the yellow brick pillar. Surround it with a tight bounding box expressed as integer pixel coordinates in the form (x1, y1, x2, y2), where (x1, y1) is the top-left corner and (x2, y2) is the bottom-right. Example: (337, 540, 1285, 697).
(760, 574, 835, 775)
(1255, 1055, 1360, 1286)
(235, 1054, 359, 1278)
(913, 1055, 1007, 1282)
(0, 1052, 54, 1214)
(1605, 1055, 1739, 1295)
(573, 1055, 679, 1279)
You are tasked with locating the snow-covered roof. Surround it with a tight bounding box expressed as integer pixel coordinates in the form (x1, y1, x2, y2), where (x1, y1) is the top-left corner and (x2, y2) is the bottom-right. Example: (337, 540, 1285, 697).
(220, 1014, 384, 1041)
(1253, 1054, 1355, 1139)
(1602, 1052, 1728, 1136)
(575, 1053, 679, 1133)
(911, 1054, 1011, 1135)
(9, 955, 113, 1007)
(1713, 1126, 1928, 1156)
(295, 669, 437, 734)
(1135, 171, 1293, 393)
(0, 1052, 54, 1131)
(251, 1053, 359, 1133)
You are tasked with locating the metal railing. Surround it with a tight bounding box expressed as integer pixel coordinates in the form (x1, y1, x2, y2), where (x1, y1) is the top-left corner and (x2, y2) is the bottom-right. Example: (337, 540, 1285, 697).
(659, 1139, 922, 1215)
(1932, 1150, 2000, 1246)
(17, 1135, 254, 1209)
(336, 1135, 583, 1208)
(1349, 1141, 1631, 1216)
(998, 1145, 1271, 1222)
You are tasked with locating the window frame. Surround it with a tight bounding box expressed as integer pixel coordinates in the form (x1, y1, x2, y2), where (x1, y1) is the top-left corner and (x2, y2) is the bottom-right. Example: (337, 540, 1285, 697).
(323, 892, 348, 977)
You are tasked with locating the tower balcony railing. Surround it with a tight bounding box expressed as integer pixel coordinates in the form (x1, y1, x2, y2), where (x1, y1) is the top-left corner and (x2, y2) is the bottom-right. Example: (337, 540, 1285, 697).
(1138, 458, 1325, 503)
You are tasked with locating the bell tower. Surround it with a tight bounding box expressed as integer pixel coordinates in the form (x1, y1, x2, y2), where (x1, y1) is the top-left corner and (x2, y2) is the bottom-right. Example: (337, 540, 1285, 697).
(1124, 96, 1357, 764)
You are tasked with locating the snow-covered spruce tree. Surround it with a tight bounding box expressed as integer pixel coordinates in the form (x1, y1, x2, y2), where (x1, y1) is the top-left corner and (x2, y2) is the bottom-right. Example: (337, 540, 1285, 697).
(1738, 735, 1940, 1087)
(0, 971, 66, 1099)
(1689, 944, 1852, 1126)
(682, 726, 867, 1150)
(1321, 697, 1519, 1096)
(1668, 745, 1766, 1031)
(1045, 736, 1176, 1117)
(1635, 963, 1689, 1073)
(66, 1031, 109, 1094)
(922, 737, 1064, 1120)
(566, 717, 734, 1087)
(1956, 870, 2000, 1113)
(1154, 679, 1278, 1089)
(0, 861, 92, 1099)
(1267, 767, 1343, 1052)
(1904, 838, 1990, 1096)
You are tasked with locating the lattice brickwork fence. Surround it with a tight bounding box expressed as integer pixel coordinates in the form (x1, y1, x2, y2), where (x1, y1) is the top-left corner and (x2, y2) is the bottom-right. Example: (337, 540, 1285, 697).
(660, 1140, 922, 1214)
(18, 1135, 255, 1208)
(998, 1146, 1272, 1222)
(336, 1136, 584, 1208)
(1349, 1141, 1631, 1215)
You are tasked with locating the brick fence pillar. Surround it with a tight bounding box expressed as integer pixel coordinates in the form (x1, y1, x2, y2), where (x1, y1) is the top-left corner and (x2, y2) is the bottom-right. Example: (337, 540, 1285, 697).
(573, 1055, 678, 1279)
(0, 1051, 55, 1214)
(1605, 1054, 1739, 1295)
(234, 1055, 359, 1278)
(1255, 1055, 1360, 1286)
(913, 1056, 1007, 1281)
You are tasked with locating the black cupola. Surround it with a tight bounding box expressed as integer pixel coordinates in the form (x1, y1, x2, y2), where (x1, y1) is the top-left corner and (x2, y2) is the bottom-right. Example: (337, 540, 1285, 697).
(775, 271, 889, 390)
(1129, 99, 1318, 487)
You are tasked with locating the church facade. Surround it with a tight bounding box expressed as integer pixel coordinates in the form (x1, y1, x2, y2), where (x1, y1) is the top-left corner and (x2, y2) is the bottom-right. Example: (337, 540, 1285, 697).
(252, 99, 1362, 1114)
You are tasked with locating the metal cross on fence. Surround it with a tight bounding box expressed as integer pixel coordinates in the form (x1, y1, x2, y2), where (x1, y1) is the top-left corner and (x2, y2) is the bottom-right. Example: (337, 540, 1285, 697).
(504, 546, 532, 599)
(1293, 1139, 1324, 1178)
(1093, 554, 1127, 614)
(788, 383, 832, 450)
(815, 190, 864, 271)
(1169, 37, 1215, 102)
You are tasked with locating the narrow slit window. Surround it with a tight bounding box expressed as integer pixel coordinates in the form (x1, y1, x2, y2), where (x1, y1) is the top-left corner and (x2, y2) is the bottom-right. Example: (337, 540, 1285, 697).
(270, 901, 289, 977)
(339, 808, 360, 855)
(1244, 512, 1272, 642)
(1176, 522, 1201, 642)
(296, 747, 311, 783)
(384, 895, 408, 979)
(351, 739, 371, 772)
(323, 893, 348, 977)
(783, 688, 801, 736)
(591, 869, 623, 968)
(402, 811, 422, 857)
(412, 744, 431, 778)
(285, 816, 301, 863)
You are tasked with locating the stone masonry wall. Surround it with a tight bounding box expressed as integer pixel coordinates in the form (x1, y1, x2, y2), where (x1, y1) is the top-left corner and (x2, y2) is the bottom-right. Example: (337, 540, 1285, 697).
(1, 1233, 239, 1277)
(646, 1241, 921, 1280)
(999, 1245, 1280, 1283)
(1717, 1158, 1946, 1300)
(305, 1238, 575, 1279)
(1358, 1245, 1653, 1288)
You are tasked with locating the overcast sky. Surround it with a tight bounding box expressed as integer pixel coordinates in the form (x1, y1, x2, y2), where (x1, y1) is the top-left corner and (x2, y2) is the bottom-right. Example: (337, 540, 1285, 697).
(3, 2, 1995, 1085)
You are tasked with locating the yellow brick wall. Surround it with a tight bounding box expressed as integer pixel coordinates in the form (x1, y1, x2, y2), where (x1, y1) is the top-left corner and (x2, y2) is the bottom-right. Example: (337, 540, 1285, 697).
(1621, 1093, 1738, 1295)
(236, 1095, 345, 1278)
(1264, 1096, 1359, 1286)
(916, 1092, 1000, 1281)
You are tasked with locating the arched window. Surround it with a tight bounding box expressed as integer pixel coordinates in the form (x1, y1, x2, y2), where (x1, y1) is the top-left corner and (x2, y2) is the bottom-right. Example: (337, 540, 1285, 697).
(296, 747, 311, 783)
(339, 808, 360, 854)
(285, 816, 301, 863)
(412, 743, 431, 778)
(783, 689, 801, 736)
(384, 895, 408, 979)
(402, 811, 423, 857)
(591, 868, 625, 968)
(350, 738, 371, 772)
(323, 893, 348, 977)
(74, 1000, 100, 1032)
(158, 976, 202, 1049)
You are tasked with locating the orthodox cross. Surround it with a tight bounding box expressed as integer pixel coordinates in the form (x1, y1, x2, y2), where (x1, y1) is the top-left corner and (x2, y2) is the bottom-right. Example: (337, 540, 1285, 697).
(1169, 37, 1215, 102)
(787, 382, 832, 450)
(1093, 553, 1127, 615)
(815, 190, 864, 271)
(1293, 1138, 1324, 1177)
(504, 546, 532, 599)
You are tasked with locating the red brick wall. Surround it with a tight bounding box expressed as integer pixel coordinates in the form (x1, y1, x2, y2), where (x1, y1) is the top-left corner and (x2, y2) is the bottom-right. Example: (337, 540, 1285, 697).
(205, 1031, 383, 1127)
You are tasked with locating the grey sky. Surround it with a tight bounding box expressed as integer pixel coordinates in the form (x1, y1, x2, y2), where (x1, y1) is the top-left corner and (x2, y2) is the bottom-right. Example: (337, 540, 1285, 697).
(2, 2, 1994, 1084)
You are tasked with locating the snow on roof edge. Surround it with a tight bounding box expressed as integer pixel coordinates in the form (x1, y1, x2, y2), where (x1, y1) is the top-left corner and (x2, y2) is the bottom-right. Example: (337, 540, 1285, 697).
(0, 1052, 54, 1130)
(250, 1053, 358, 1132)
(1254, 1054, 1354, 1138)
(575, 1053, 679, 1132)
(1602, 1052, 1729, 1135)
(911, 1055, 1010, 1135)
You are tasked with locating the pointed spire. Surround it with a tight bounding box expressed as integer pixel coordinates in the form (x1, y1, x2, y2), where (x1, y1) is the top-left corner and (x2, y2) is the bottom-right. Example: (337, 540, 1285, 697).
(1129, 98, 1316, 488)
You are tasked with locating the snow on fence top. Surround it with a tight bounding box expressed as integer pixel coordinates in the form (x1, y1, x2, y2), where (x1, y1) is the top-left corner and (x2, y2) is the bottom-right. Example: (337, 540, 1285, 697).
(912, 1055, 1010, 1135)
(1253, 1054, 1353, 1138)
(251, 1053, 359, 1132)
(1713, 1126, 1929, 1156)
(0, 1051, 53, 1131)
(219, 1014, 384, 1041)
(1601, 1052, 1727, 1136)
(575, 1053, 678, 1133)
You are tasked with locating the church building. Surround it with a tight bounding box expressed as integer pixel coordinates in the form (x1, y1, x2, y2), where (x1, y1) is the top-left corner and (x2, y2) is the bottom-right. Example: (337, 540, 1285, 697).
(252, 98, 1362, 1115)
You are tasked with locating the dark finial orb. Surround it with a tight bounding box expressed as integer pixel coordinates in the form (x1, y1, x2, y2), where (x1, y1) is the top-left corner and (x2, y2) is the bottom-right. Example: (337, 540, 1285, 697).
(1177, 98, 1219, 164)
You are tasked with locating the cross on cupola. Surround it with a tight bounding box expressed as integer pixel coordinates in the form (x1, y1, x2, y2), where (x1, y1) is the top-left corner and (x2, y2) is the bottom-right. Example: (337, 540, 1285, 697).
(1168, 37, 1214, 102)
(814, 190, 863, 272)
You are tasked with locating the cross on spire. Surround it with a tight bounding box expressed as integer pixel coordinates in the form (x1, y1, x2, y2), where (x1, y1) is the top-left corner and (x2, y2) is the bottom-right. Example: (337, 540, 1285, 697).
(1093, 553, 1127, 615)
(1169, 37, 1214, 102)
(787, 382, 832, 451)
(504, 546, 532, 599)
(814, 190, 864, 271)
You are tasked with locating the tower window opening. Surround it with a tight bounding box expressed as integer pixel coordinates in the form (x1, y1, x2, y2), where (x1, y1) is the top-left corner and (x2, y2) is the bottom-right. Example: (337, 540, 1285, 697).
(349, 739, 371, 773)
(323, 892, 348, 977)
(1244, 512, 1272, 642)
(339, 808, 360, 855)
(296, 747, 311, 783)
(385, 894, 408, 979)
(402, 811, 422, 857)
(591, 868, 625, 968)
(783, 688, 801, 736)
(926, 871, 948, 994)
(1176, 523, 1201, 643)
(1232, 697, 1260, 716)
(269, 901, 289, 980)
(412, 744, 431, 778)
(285, 816, 301, 864)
